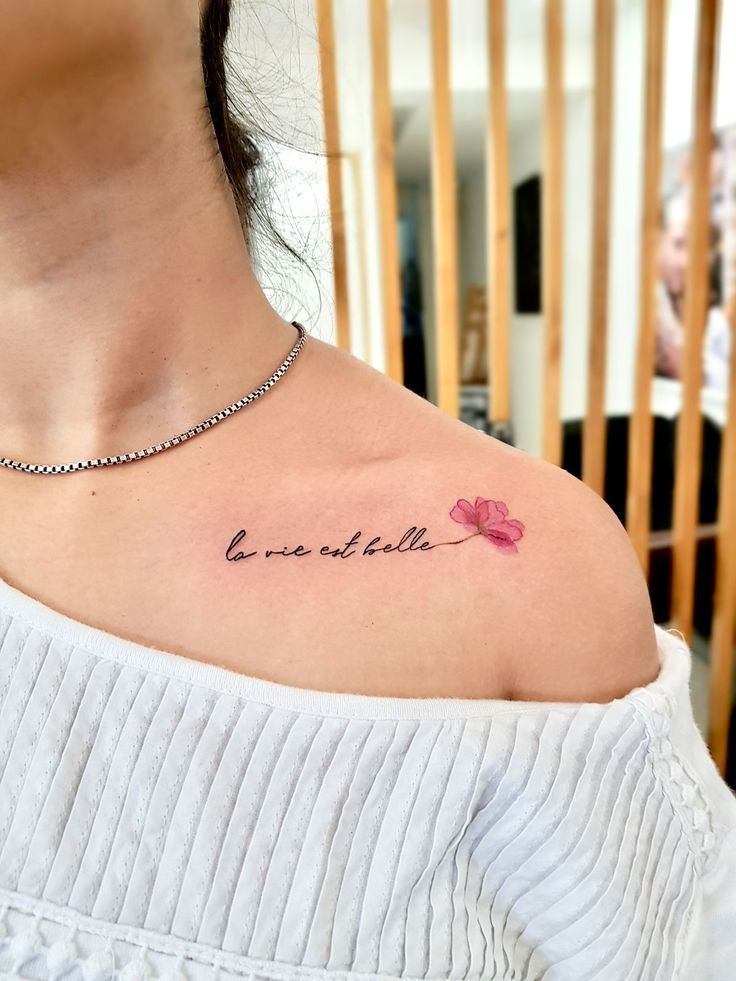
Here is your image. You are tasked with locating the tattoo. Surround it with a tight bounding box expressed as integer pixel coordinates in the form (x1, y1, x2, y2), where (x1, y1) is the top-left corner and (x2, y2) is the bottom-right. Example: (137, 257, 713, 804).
(446, 496, 525, 551)
(225, 497, 524, 563)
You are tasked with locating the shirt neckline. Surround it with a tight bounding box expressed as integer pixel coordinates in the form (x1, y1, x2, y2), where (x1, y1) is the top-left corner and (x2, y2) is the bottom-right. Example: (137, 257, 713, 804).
(0, 568, 688, 721)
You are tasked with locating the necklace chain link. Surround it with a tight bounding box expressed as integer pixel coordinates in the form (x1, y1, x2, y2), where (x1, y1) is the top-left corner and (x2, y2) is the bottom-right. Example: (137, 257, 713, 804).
(0, 321, 307, 475)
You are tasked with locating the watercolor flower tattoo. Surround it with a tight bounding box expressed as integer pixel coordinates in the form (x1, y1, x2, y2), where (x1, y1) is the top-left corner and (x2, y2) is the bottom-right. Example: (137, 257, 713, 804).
(447, 496, 525, 553)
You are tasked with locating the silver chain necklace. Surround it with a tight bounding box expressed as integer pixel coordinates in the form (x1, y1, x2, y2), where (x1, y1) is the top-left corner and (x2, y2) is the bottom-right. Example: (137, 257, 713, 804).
(1, 320, 307, 475)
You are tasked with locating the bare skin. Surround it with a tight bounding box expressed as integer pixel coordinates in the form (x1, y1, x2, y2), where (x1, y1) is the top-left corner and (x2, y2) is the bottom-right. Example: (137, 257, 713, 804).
(0, 0, 660, 704)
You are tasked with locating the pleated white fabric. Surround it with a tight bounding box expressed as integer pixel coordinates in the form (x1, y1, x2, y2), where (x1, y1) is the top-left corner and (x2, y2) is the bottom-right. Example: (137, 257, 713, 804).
(0, 572, 735, 981)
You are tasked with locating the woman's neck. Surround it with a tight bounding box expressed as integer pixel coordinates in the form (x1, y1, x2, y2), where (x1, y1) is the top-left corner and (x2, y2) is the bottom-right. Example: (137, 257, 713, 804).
(0, 17, 293, 466)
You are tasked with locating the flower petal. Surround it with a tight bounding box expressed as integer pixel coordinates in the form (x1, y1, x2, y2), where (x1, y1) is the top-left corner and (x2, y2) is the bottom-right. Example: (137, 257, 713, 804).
(482, 527, 519, 552)
(503, 518, 525, 541)
(474, 498, 492, 525)
(449, 499, 478, 529)
(482, 500, 508, 526)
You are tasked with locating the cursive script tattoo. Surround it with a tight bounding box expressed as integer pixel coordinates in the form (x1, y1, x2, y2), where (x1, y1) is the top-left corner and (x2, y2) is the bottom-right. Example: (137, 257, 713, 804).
(225, 496, 525, 563)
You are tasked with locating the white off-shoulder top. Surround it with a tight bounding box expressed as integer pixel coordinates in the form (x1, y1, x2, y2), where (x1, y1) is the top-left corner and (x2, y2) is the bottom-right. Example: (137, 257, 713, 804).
(0, 571, 734, 981)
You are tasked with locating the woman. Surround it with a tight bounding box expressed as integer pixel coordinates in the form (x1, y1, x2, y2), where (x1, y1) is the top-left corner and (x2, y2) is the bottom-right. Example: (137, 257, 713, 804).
(0, 2, 734, 978)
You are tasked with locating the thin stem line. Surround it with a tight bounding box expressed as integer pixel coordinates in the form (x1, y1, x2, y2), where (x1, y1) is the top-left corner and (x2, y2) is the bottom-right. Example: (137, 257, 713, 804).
(425, 531, 481, 549)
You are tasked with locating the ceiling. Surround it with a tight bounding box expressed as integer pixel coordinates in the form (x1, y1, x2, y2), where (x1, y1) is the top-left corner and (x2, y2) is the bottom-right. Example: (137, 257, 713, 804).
(394, 91, 544, 179)
(389, 0, 594, 43)
(387, 0, 595, 180)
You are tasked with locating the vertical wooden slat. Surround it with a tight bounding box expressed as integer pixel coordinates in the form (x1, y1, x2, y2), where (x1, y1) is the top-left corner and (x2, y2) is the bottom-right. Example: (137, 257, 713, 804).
(486, 0, 510, 428)
(583, 0, 615, 494)
(370, 0, 403, 382)
(316, 0, 351, 352)
(626, 0, 667, 573)
(671, 0, 721, 642)
(542, 0, 564, 466)
(429, 0, 460, 418)
(710, 295, 736, 771)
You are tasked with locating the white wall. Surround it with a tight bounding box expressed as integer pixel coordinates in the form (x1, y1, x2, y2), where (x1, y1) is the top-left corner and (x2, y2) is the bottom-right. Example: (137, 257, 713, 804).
(332, 1, 387, 368)
(509, 119, 544, 456)
(662, 0, 736, 147)
(605, 0, 644, 418)
(458, 166, 487, 317)
(560, 92, 594, 424)
(497, 91, 595, 458)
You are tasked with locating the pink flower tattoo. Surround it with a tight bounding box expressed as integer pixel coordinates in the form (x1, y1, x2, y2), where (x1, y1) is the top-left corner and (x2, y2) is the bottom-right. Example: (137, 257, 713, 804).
(446, 496, 525, 553)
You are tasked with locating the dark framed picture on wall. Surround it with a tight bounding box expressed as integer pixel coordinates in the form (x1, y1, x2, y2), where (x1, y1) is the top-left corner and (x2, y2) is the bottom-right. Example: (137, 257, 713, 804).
(514, 174, 542, 314)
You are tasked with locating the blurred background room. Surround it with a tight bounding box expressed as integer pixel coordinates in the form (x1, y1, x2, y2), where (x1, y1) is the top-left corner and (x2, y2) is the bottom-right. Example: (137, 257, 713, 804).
(225, 0, 736, 786)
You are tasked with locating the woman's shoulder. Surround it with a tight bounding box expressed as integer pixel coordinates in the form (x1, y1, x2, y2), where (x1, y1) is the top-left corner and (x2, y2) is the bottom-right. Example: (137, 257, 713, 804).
(301, 337, 661, 704)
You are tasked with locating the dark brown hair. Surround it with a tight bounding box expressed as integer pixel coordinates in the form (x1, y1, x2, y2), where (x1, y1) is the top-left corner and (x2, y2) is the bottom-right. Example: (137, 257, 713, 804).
(199, 0, 313, 283)
(200, 0, 261, 235)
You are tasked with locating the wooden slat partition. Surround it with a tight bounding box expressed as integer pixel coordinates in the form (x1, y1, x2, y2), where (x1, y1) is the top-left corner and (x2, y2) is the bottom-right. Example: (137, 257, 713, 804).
(671, 0, 721, 642)
(583, 0, 615, 495)
(626, 0, 667, 573)
(710, 294, 736, 771)
(429, 0, 460, 418)
(542, 0, 564, 466)
(486, 0, 510, 428)
(369, 0, 403, 382)
(316, 0, 351, 352)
